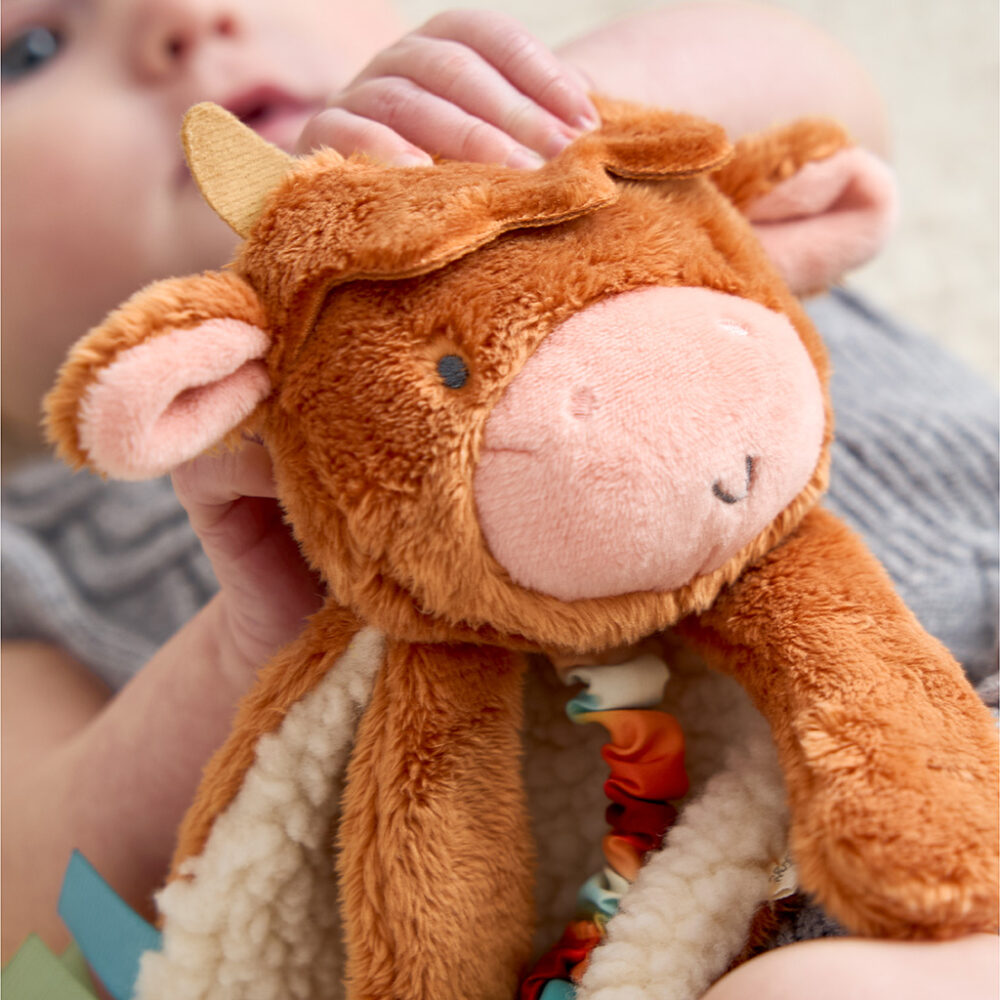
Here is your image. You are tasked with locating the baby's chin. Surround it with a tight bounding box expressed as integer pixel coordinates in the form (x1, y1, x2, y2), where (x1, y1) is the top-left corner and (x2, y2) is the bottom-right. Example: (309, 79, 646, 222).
(167, 185, 243, 272)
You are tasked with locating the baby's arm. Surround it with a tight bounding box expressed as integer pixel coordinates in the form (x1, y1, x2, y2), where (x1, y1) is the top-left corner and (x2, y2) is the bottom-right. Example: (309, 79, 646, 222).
(558, 1, 888, 152)
(702, 933, 999, 1000)
(1, 445, 323, 959)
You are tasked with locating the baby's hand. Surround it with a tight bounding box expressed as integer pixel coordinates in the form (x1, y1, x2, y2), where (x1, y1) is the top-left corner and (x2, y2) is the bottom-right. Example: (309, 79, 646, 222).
(171, 443, 323, 684)
(298, 10, 598, 167)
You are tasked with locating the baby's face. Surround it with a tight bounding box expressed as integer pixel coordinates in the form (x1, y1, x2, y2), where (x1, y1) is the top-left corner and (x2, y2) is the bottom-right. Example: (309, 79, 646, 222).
(1, 0, 402, 442)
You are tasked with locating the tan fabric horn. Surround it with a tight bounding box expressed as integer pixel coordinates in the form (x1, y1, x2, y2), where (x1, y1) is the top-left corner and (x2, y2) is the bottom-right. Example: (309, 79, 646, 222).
(181, 102, 301, 238)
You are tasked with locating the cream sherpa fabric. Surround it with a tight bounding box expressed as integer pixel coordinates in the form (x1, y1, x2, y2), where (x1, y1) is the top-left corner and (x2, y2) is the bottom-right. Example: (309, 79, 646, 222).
(136, 637, 784, 999)
(135, 627, 385, 1000)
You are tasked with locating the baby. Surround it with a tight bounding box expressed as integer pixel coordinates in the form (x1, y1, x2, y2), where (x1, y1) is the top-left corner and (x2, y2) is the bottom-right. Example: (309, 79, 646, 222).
(2, 1, 996, 996)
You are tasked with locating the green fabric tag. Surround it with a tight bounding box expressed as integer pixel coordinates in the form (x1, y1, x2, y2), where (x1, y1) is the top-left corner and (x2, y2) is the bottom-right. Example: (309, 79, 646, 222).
(60, 940, 96, 990)
(1, 935, 98, 1000)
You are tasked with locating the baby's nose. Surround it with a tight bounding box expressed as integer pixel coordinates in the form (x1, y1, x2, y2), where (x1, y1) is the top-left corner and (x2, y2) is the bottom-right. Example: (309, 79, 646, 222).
(128, 0, 237, 84)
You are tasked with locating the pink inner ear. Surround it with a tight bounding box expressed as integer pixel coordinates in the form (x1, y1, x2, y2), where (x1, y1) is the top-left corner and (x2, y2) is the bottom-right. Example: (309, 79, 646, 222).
(745, 147, 897, 295)
(78, 319, 272, 479)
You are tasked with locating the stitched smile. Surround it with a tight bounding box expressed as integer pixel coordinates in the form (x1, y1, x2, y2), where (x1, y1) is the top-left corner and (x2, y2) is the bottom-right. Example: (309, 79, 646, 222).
(712, 455, 756, 504)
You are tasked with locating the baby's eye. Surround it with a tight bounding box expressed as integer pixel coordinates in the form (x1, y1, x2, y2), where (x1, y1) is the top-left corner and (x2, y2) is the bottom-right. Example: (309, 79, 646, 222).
(1, 26, 65, 81)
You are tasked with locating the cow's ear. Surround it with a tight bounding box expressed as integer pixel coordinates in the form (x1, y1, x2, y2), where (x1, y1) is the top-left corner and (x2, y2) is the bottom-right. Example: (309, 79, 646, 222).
(45, 271, 272, 479)
(713, 119, 897, 295)
(586, 96, 733, 179)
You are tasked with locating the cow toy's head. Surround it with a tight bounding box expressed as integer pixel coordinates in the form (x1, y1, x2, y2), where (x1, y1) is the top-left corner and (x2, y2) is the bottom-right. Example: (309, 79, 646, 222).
(46, 99, 894, 656)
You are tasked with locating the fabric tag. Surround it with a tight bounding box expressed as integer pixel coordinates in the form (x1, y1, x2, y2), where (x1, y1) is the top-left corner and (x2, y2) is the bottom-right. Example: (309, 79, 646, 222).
(564, 653, 670, 713)
(1, 935, 98, 1000)
(57, 850, 162, 1000)
(768, 852, 798, 902)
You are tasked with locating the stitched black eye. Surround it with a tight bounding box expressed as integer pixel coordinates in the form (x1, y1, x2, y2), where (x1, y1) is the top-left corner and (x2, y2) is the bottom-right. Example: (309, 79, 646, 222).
(437, 354, 469, 389)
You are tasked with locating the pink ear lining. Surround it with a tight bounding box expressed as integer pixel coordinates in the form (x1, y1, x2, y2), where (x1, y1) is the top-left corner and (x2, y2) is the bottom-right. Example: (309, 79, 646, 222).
(745, 147, 898, 294)
(77, 318, 272, 479)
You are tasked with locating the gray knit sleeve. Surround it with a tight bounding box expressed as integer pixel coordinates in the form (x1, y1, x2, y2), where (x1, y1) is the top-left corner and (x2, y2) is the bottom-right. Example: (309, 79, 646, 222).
(2, 461, 216, 689)
(815, 288, 998, 702)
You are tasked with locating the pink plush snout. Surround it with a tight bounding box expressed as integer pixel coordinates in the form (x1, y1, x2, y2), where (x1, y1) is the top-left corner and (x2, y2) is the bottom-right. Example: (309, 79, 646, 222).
(474, 286, 825, 601)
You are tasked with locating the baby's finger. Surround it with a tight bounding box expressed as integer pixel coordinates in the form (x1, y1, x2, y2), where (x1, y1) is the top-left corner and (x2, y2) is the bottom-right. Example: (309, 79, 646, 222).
(417, 10, 599, 130)
(296, 107, 433, 165)
(171, 443, 277, 533)
(352, 35, 579, 159)
(336, 77, 545, 168)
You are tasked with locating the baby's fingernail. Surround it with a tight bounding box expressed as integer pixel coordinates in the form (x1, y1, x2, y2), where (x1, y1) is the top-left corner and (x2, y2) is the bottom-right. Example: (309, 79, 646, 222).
(573, 111, 600, 132)
(506, 148, 546, 170)
(546, 131, 576, 158)
(395, 151, 433, 167)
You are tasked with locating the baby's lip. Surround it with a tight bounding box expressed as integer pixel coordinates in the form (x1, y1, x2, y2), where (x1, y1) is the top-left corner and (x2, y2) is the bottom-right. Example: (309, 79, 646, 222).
(219, 84, 321, 151)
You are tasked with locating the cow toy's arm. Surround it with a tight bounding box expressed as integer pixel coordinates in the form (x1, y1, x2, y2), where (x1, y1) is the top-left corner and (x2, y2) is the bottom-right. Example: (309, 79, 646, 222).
(677, 506, 999, 939)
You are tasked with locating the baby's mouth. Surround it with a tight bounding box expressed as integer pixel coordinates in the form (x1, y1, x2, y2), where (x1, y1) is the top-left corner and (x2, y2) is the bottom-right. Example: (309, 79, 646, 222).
(222, 85, 318, 151)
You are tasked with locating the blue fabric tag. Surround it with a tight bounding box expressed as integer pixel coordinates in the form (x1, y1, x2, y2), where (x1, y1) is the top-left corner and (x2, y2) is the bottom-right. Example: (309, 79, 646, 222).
(565, 690, 600, 720)
(57, 851, 162, 1000)
(539, 980, 577, 1000)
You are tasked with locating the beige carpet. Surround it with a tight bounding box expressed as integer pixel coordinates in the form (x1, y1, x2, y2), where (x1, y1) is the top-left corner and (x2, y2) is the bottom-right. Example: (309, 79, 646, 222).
(396, 0, 998, 383)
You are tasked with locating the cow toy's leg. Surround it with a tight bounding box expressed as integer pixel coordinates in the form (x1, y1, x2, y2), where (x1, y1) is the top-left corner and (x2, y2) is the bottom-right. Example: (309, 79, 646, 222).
(338, 641, 534, 1000)
(678, 507, 999, 939)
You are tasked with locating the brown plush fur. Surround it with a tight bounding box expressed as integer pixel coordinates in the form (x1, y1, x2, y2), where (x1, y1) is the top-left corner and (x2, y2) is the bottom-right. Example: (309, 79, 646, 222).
(243, 151, 832, 657)
(44, 100, 999, 998)
(676, 507, 999, 938)
(338, 641, 533, 1000)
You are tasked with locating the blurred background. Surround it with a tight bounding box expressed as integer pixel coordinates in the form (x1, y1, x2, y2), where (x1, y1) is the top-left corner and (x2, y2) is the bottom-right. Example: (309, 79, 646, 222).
(397, 0, 999, 383)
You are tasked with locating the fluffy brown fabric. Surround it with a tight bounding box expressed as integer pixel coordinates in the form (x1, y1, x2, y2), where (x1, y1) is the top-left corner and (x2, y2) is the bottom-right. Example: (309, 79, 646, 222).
(247, 161, 831, 656)
(676, 507, 999, 938)
(44, 101, 999, 999)
(338, 641, 533, 1000)
(711, 118, 851, 210)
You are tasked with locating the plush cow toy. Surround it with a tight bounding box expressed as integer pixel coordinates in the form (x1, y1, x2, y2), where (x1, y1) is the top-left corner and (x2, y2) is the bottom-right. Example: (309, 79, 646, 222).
(46, 99, 998, 1000)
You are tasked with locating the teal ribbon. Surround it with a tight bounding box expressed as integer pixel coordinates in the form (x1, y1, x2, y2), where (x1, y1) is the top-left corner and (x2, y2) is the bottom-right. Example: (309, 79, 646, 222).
(577, 872, 621, 921)
(565, 690, 600, 720)
(539, 980, 577, 1000)
(57, 851, 162, 1000)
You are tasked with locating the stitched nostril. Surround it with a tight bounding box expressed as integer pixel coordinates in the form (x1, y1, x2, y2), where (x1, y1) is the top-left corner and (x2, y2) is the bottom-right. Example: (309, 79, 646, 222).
(570, 386, 597, 419)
